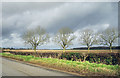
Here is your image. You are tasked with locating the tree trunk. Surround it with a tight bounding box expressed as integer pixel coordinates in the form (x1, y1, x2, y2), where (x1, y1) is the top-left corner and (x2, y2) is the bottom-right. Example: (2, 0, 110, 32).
(63, 47, 66, 53)
(34, 46, 36, 52)
(88, 47, 90, 53)
(109, 43, 112, 52)
(34, 46, 38, 57)
(83, 55, 88, 62)
(110, 46, 112, 52)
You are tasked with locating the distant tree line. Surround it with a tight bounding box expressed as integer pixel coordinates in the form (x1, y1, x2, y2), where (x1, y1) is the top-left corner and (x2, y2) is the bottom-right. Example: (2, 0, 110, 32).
(2, 47, 32, 50)
(73, 46, 120, 50)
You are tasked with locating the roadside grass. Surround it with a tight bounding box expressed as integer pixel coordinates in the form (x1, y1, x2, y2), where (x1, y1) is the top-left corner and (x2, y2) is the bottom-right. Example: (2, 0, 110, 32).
(0, 53, 119, 76)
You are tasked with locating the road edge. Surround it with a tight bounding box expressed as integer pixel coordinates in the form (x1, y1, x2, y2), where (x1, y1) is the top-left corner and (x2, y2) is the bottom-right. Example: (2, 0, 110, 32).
(1, 56, 82, 76)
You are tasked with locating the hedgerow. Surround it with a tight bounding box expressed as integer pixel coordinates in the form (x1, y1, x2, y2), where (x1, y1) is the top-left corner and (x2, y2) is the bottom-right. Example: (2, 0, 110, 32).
(0, 53, 119, 76)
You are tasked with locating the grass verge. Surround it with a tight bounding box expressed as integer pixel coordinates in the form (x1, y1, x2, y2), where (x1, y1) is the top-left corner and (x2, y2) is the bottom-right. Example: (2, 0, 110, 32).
(0, 53, 119, 76)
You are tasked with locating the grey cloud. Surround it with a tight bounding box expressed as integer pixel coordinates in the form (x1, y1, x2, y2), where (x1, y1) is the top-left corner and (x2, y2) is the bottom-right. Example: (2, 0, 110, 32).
(2, 2, 64, 17)
(2, 2, 118, 48)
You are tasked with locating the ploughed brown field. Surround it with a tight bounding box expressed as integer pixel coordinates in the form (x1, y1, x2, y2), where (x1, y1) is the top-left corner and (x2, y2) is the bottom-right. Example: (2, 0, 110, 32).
(3, 49, 120, 53)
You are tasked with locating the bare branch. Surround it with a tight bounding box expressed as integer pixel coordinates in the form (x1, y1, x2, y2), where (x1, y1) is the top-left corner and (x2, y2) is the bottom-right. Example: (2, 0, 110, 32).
(22, 26, 49, 51)
(53, 27, 76, 51)
(99, 27, 119, 52)
(79, 29, 98, 50)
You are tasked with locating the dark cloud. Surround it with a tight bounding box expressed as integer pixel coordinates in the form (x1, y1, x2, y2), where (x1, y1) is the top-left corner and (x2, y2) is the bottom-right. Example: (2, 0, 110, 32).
(2, 2, 118, 48)
(2, 2, 64, 17)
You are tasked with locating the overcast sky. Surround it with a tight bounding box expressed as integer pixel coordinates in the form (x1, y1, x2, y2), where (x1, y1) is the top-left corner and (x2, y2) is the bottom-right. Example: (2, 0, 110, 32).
(1, 2, 118, 49)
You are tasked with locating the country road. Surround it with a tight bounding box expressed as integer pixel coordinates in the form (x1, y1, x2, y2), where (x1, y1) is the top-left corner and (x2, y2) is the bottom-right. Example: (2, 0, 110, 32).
(1, 57, 75, 76)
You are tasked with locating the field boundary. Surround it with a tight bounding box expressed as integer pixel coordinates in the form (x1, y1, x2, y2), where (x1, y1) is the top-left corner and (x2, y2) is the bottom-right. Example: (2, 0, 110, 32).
(2, 49, 120, 53)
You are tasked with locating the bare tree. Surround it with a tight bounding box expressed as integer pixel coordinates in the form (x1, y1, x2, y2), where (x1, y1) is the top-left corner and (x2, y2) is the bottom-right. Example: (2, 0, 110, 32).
(99, 27, 119, 52)
(80, 29, 98, 52)
(22, 26, 49, 54)
(79, 29, 98, 61)
(54, 27, 76, 52)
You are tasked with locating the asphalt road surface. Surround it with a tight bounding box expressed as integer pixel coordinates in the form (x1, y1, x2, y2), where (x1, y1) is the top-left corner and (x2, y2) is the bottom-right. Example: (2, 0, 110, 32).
(1, 57, 75, 76)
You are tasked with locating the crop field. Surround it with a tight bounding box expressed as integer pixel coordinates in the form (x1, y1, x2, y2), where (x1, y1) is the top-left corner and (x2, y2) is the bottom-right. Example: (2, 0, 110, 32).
(3, 49, 120, 53)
